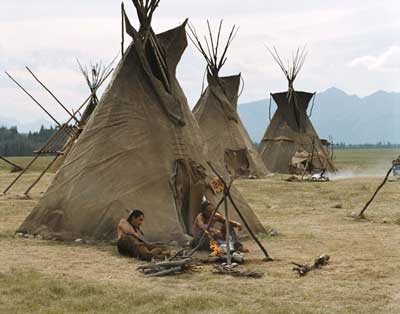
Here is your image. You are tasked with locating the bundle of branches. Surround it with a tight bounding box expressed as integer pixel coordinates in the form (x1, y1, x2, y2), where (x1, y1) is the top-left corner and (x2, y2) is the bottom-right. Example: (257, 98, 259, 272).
(267, 45, 307, 99)
(212, 265, 264, 278)
(291, 254, 330, 277)
(187, 20, 238, 79)
(137, 258, 195, 277)
(77, 59, 115, 127)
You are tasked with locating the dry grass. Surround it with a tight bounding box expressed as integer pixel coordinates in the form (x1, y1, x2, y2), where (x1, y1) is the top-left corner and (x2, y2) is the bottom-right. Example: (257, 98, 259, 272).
(1, 150, 400, 314)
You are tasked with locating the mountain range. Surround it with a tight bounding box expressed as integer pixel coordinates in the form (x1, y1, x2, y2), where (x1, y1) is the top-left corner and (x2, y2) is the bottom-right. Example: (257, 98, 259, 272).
(1, 87, 400, 144)
(238, 87, 400, 144)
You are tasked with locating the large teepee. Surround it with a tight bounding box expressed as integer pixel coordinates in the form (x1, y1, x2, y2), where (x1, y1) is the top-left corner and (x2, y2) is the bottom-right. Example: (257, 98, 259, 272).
(18, 1, 265, 243)
(190, 22, 268, 178)
(258, 48, 336, 174)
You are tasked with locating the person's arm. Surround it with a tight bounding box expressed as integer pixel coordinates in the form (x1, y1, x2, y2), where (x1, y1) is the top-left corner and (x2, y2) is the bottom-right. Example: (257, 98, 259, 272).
(214, 213, 242, 231)
(119, 220, 141, 237)
(196, 215, 222, 235)
(229, 219, 243, 231)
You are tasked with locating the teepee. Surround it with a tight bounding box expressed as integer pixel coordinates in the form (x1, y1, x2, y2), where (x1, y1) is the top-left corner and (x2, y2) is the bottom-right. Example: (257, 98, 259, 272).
(190, 22, 268, 178)
(18, 1, 265, 243)
(258, 47, 336, 174)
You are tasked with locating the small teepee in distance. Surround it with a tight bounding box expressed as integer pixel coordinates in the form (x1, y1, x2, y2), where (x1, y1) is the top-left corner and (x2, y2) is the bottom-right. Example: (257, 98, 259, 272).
(190, 21, 268, 178)
(18, 1, 265, 243)
(258, 47, 336, 174)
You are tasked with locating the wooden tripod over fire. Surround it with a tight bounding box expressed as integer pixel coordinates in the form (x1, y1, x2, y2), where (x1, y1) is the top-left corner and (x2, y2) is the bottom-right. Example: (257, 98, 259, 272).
(187, 162, 273, 264)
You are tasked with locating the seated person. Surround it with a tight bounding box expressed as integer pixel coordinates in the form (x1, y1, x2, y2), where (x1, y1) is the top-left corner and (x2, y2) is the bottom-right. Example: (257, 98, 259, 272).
(191, 201, 246, 252)
(117, 209, 169, 261)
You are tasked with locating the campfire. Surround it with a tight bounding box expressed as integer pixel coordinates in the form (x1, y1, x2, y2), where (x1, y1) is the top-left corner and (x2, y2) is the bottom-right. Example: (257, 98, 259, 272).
(210, 240, 223, 257)
(205, 230, 223, 256)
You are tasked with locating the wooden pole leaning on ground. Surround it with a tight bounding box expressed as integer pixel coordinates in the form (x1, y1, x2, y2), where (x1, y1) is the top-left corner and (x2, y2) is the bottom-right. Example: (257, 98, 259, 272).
(358, 165, 394, 218)
(207, 161, 273, 262)
(0, 156, 24, 171)
(2, 73, 112, 195)
(23, 155, 59, 196)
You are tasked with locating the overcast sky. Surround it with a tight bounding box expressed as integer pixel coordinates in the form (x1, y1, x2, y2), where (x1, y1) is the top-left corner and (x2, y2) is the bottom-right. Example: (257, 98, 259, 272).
(1, 0, 400, 123)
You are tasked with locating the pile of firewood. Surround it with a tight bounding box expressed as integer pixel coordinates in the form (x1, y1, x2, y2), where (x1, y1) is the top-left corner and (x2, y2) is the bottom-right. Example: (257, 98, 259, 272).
(137, 258, 194, 277)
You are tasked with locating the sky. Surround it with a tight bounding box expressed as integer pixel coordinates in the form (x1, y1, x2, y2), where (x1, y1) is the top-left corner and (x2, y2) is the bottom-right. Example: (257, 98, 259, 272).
(1, 0, 400, 124)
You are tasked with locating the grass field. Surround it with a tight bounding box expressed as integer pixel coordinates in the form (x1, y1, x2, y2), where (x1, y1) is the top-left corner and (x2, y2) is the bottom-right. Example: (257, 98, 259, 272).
(1, 149, 400, 314)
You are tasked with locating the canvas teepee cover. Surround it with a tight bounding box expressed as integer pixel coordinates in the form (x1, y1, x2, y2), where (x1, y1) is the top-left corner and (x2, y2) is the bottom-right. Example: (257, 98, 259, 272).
(258, 48, 336, 174)
(18, 1, 265, 243)
(190, 22, 268, 178)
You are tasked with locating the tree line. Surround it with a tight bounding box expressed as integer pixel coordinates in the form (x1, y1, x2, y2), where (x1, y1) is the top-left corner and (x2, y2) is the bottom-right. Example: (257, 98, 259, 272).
(0, 126, 56, 156)
(333, 142, 400, 149)
(1, 125, 400, 157)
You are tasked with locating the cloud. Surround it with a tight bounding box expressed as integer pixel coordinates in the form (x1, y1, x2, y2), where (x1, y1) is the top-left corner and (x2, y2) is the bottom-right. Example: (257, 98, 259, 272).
(348, 46, 400, 72)
(1, 0, 400, 127)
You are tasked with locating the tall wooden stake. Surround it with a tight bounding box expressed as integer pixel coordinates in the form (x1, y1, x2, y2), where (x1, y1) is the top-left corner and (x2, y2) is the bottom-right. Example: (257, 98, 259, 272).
(224, 190, 232, 265)
(358, 165, 394, 217)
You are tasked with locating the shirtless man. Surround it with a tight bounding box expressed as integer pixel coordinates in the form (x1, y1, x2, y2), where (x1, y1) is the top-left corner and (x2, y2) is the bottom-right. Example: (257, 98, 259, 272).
(117, 209, 168, 261)
(191, 201, 245, 252)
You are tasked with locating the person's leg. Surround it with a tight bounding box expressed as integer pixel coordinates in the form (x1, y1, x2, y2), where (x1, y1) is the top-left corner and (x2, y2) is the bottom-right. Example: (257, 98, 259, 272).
(134, 244, 156, 261)
(117, 236, 139, 257)
(190, 230, 211, 251)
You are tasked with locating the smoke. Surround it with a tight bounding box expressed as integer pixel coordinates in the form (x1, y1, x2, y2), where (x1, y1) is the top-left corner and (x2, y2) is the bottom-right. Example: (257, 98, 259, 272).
(328, 164, 392, 180)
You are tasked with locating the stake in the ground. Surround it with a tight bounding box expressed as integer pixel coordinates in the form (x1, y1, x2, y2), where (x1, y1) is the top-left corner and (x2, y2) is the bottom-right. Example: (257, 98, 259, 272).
(358, 164, 394, 217)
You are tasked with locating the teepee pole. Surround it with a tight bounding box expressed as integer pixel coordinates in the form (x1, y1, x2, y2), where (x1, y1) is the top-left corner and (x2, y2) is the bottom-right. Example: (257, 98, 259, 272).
(5, 71, 61, 127)
(24, 155, 59, 196)
(0, 156, 23, 171)
(121, 2, 125, 57)
(3, 154, 41, 194)
(25, 66, 79, 124)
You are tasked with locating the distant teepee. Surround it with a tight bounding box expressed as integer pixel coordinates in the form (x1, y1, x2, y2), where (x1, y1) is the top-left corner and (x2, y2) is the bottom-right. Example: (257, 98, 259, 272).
(190, 21, 268, 178)
(18, 1, 266, 243)
(259, 47, 336, 174)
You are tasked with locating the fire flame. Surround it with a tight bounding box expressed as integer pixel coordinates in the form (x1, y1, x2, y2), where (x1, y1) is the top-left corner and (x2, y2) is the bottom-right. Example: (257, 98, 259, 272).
(204, 230, 222, 256)
(210, 240, 223, 257)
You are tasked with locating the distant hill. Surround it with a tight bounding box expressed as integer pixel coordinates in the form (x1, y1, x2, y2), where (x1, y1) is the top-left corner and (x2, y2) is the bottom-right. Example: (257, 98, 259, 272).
(238, 87, 400, 144)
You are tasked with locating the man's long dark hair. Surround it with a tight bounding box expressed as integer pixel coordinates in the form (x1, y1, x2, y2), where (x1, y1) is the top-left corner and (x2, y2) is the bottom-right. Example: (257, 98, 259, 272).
(127, 209, 144, 226)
